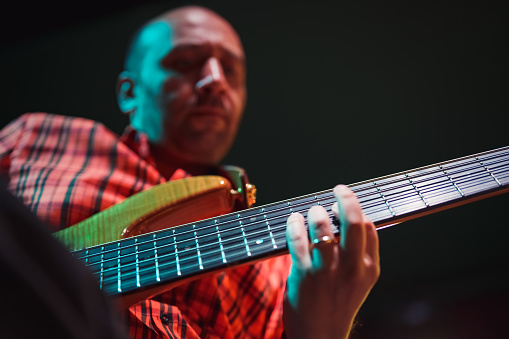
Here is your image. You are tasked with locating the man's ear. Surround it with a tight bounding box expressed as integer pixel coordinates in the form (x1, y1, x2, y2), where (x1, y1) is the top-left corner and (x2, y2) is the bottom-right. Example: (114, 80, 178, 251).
(116, 71, 137, 115)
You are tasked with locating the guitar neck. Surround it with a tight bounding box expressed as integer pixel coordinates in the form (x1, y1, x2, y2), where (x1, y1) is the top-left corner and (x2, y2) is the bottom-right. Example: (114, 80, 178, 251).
(73, 146, 509, 300)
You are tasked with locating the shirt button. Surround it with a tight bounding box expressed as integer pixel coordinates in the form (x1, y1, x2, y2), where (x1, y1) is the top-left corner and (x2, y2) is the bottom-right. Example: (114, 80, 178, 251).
(160, 312, 170, 325)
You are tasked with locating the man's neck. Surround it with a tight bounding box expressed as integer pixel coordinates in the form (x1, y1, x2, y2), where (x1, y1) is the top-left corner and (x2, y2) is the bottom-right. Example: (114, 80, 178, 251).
(149, 143, 217, 179)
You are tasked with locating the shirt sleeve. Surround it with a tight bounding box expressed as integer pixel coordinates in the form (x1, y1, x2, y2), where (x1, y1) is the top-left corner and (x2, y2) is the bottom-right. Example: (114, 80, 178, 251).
(0, 114, 28, 180)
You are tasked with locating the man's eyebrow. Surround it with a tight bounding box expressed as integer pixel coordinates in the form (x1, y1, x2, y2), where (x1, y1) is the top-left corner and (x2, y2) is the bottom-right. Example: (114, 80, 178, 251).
(166, 44, 245, 62)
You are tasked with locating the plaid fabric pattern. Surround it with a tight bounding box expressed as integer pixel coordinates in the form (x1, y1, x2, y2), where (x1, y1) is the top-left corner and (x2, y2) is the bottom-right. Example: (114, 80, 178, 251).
(0, 113, 291, 338)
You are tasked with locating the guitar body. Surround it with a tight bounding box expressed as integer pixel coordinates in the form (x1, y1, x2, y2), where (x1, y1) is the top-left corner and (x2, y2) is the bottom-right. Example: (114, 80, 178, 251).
(55, 176, 237, 251)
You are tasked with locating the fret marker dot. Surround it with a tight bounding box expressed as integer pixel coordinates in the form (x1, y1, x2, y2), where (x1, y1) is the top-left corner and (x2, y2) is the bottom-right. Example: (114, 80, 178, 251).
(256, 239, 263, 245)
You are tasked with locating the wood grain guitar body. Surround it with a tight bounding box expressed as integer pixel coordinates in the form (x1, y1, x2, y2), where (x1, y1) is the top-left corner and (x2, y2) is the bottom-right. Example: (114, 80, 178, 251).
(55, 176, 237, 251)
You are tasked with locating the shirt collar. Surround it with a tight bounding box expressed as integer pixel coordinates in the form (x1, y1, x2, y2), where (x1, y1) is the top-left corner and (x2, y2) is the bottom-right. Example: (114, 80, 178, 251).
(119, 126, 192, 181)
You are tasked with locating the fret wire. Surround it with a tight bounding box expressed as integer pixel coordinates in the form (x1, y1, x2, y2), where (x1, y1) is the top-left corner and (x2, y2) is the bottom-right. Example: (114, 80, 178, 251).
(404, 175, 460, 206)
(100, 233, 292, 289)
(478, 155, 509, 168)
(376, 186, 438, 206)
(476, 156, 502, 186)
(99, 225, 291, 286)
(85, 177, 466, 266)
(404, 177, 464, 197)
(192, 224, 204, 270)
(135, 238, 141, 287)
(490, 164, 509, 180)
(373, 181, 396, 217)
(82, 176, 464, 267)
(76, 150, 509, 262)
(82, 149, 509, 292)
(456, 177, 501, 192)
(440, 165, 464, 197)
(81, 172, 477, 267)
(133, 181, 502, 282)
(238, 215, 252, 257)
(119, 209, 375, 287)
(145, 207, 382, 284)
(100, 205, 355, 283)
(174, 234, 289, 275)
(357, 176, 440, 202)
(265, 208, 278, 249)
(88, 217, 281, 268)
(95, 220, 291, 278)
(173, 229, 181, 276)
(116, 245, 122, 293)
(97, 249, 103, 289)
(371, 185, 416, 205)
(476, 156, 509, 171)
(361, 165, 477, 199)
(153, 234, 161, 282)
(362, 204, 395, 217)
(413, 178, 460, 197)
(382, 194, 424, 208)
(115, 219, 288, 275)
(96, 156, 509, 287)
(418, 187, 461, 203)
(215, 220, 227, 263)
(350, 163, 492, 197)
(453, 172, 500, 188)
(366, 163, 497, 202)
(351, 152, 509, 198)
(80, 200, 311, 262)
(443, 164, 494, 181)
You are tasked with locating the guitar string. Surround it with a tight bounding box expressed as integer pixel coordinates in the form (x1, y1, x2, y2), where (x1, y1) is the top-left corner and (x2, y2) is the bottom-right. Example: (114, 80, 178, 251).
(76, 152, 509, 264)
(97, 230, 285, 277)
(74, 151, 509, 264)
(76, 158, 508, 278)
(98, 178, 509, 287)
(92, 174, 508, 288)
(91, 172, 508, 282)
(97, 185, 509, 288)
(101, 169, 509, 289)
(81, 165, 509, 274)
(100, 168, 509, 289)
(75, 147, 507, 259)
(100, 232, 291, 292)
(101, 234, 289, 291)
(102, 170, 509, 289)
(88, 203, 335, 278)
(98, 223, 291, 287)
(358, 154, 508, 202)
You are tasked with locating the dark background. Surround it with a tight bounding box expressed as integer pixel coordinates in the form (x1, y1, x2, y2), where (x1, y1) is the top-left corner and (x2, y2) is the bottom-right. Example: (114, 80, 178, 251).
(1, 0, 508, 337)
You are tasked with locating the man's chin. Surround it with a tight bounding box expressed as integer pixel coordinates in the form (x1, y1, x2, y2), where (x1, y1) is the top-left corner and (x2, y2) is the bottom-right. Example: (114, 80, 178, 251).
(188, 115, 228, 132)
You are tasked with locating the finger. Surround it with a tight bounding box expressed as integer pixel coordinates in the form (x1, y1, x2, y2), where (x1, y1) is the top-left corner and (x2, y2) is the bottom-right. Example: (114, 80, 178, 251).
(334, 185, 366, 267)
(332, 202, 339, 219)
(363, 215, 380, 267)
(286, 213, 312, 270)
(307, 205, 336, 270)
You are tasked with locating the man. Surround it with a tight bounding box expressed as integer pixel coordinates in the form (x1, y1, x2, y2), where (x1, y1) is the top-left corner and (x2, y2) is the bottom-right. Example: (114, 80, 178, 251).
(0, 6, 379, 339)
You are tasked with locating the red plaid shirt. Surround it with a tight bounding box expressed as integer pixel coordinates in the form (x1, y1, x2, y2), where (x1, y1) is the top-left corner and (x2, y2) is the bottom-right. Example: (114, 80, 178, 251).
(0, 113, 291, 339)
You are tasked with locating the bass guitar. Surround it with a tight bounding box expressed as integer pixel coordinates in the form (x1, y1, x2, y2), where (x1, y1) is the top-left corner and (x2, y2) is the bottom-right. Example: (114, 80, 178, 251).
(55, 145, 509, 307)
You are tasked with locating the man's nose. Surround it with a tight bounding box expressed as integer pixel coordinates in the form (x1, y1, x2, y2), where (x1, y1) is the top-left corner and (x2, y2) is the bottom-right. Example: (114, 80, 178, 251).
(195, 57, 227, 94)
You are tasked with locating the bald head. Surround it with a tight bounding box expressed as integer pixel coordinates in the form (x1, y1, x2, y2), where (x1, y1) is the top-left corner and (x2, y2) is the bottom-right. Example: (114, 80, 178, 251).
(125, 6, 243, 73)
(117, 6, 247, 174)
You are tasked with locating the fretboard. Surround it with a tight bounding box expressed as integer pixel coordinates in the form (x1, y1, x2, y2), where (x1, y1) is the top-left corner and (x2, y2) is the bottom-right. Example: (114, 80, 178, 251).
(72, 146, 509, 298)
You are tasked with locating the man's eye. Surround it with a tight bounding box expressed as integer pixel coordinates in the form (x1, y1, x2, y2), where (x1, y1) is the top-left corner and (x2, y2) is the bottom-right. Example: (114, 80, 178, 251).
(175, 59, 193, 69)
(222, 63, 238, 76)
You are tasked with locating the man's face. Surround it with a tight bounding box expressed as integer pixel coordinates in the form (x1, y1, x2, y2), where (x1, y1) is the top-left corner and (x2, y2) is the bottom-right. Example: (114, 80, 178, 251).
(127, 8, 246, 166)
